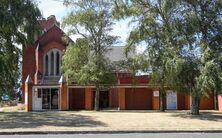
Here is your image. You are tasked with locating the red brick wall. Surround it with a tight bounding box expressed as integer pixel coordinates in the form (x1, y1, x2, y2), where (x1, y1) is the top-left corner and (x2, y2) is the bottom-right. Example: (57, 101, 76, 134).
(36, 47, 43, 74)
(177, 92, 186, 110)
(117, 73, 150, 84)
(22, 45, 36, 103)
(199, 93, 214, 110)
(125, 88, 153, 110)
(175, 93, 214, 110)
(218, 95, 222, 112)
(85, 88, 93, 110)
(23, 41, 66, 101)
(184, 95, 191, 110)
(69, 88, 85, 110)
(109, 88, 119, 108)
(183, 93, 214, 110)
(42, 41, 65, 55)
(34, 46, 43, 84)
(118, 88, 126, 110)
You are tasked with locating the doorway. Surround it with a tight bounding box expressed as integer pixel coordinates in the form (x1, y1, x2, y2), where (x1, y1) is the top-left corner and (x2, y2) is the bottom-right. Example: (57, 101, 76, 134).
(69, 88, 85, 110)
(92, 90, 109, 109)
(33, 87, 59, 111)
(42, 88, 59, 110)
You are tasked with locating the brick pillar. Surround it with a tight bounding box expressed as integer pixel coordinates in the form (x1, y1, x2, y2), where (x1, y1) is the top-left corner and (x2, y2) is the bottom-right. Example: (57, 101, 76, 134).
(185, 94, 191, 110)
(59, 76, 68, 111)
(85, 87, 93, 110)
(218, 94, 222, 112)
(118, 88, 126, 110)
(152, 90, 160, 110)
(34, 44, 42, 85)
(25, 75, 33, 112)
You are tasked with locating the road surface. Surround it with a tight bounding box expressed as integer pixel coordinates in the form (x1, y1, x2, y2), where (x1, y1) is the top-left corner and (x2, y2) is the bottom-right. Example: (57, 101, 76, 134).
(0, 133, 222, 138)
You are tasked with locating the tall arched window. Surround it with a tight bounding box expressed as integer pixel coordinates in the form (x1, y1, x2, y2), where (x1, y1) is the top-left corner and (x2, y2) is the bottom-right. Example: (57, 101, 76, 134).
(50, 52, 54, 75)
(44, 49, 62, 76)
(45, 55, 48, 76)
(56, 52, 60, 75)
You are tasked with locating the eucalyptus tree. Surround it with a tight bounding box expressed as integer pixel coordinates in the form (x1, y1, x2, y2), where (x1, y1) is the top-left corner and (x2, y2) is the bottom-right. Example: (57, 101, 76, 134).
(62, 0, 118, 111)
(0, 0, 41, 98)
(113, 0, 180, 111)
(114, 0, 222, 115)
(170, 0, 222, 114)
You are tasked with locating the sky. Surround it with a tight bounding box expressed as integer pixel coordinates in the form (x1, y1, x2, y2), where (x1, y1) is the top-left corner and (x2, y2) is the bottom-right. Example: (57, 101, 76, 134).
(37, 0, 146, 53)
(38, 0, 129, 44)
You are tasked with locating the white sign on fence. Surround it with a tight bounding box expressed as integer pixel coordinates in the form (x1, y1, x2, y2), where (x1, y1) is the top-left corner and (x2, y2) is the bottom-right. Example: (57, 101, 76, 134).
(153, 91, 159, 97)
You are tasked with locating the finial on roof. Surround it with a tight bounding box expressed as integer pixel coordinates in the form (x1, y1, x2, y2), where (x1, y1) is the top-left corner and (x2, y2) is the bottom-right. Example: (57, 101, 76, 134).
(59, 75, 66, 83)
(25, 75, 33, 84)
(35, 43, 39, 52)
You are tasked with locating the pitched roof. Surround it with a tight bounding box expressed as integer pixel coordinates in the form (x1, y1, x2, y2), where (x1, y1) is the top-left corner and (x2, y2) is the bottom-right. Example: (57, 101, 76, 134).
(106, 46, 134, 62)
(38, 25, 68, 46)
(36, 15, 72, 46)
(38, 15, 60, 31)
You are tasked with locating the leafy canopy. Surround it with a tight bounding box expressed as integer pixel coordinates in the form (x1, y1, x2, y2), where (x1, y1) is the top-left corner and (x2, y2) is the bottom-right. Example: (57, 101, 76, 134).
(0, 0, 41, 97)
(62, 0, 118, 87)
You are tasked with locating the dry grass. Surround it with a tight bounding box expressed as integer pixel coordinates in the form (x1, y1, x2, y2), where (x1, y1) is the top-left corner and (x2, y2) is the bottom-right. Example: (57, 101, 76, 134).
(0, 104, 25, 112)
(0, 100, 19, 107)
(0, 109, 221, 132)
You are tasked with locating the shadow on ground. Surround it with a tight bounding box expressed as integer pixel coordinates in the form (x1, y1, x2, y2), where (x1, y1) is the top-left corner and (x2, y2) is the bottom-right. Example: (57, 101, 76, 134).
(0, 112, 107, 129)
(170, 111, 222, 122)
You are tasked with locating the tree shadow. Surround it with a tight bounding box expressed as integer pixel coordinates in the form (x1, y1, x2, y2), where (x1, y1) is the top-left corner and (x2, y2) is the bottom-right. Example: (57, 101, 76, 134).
(100, 109, 184, 113)
(170, 111, 222, 122)
(0, 111, 107, 129)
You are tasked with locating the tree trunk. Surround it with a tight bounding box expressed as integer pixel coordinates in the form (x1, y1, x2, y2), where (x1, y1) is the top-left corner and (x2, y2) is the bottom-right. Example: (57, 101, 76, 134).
(94, 85, 100, 111)
(214, 90, 218, 110)
(159, 86, 165, 112)
(191, 94, 200, 115)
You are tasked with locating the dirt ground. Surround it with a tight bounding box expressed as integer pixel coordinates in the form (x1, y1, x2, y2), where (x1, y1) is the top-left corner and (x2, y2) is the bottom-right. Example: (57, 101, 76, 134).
(0, 108, 221, 132)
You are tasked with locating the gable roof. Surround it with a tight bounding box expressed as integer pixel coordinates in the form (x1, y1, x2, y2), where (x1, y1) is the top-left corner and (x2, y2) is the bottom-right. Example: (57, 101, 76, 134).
(37, 24, 70, 46)
(38, 15, 60, 31)
(106, 46, 134, 62)
(36, 15, 73, 47)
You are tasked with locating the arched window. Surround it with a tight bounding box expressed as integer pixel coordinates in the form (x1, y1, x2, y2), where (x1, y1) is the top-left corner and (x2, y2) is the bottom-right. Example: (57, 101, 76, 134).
(56, 52, 60, 75)
(50, 52, 54, 75)
(44, 49, 62, 76)
(45, 55, 48, 76)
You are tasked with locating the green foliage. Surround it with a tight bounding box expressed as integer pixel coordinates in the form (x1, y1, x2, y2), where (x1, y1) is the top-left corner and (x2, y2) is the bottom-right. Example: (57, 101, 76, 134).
(62, 0, 117, 86)
(0, 0, 41, 98)
(61, 38, 116, 86)
(62, 0, 118, 110)
(114, 0, 181, 111)
(173, 0, 222, 95)
(114, 0, 222, 114)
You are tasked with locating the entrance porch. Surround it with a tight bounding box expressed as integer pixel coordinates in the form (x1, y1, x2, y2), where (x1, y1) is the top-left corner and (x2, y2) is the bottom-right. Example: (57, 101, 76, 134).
(32, 87, 60, 111)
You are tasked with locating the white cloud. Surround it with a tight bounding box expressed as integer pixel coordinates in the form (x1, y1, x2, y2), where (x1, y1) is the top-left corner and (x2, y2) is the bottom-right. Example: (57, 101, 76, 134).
(37, 0, 68, 21)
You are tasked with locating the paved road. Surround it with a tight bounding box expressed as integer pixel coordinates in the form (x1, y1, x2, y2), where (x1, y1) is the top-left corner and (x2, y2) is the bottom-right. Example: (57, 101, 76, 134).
(0, 133, 222, 138)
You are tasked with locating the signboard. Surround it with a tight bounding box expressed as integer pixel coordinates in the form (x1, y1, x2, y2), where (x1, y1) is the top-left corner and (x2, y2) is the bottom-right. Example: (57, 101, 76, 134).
(1, 95, 10, 101)
(153, 91, 159, 97)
